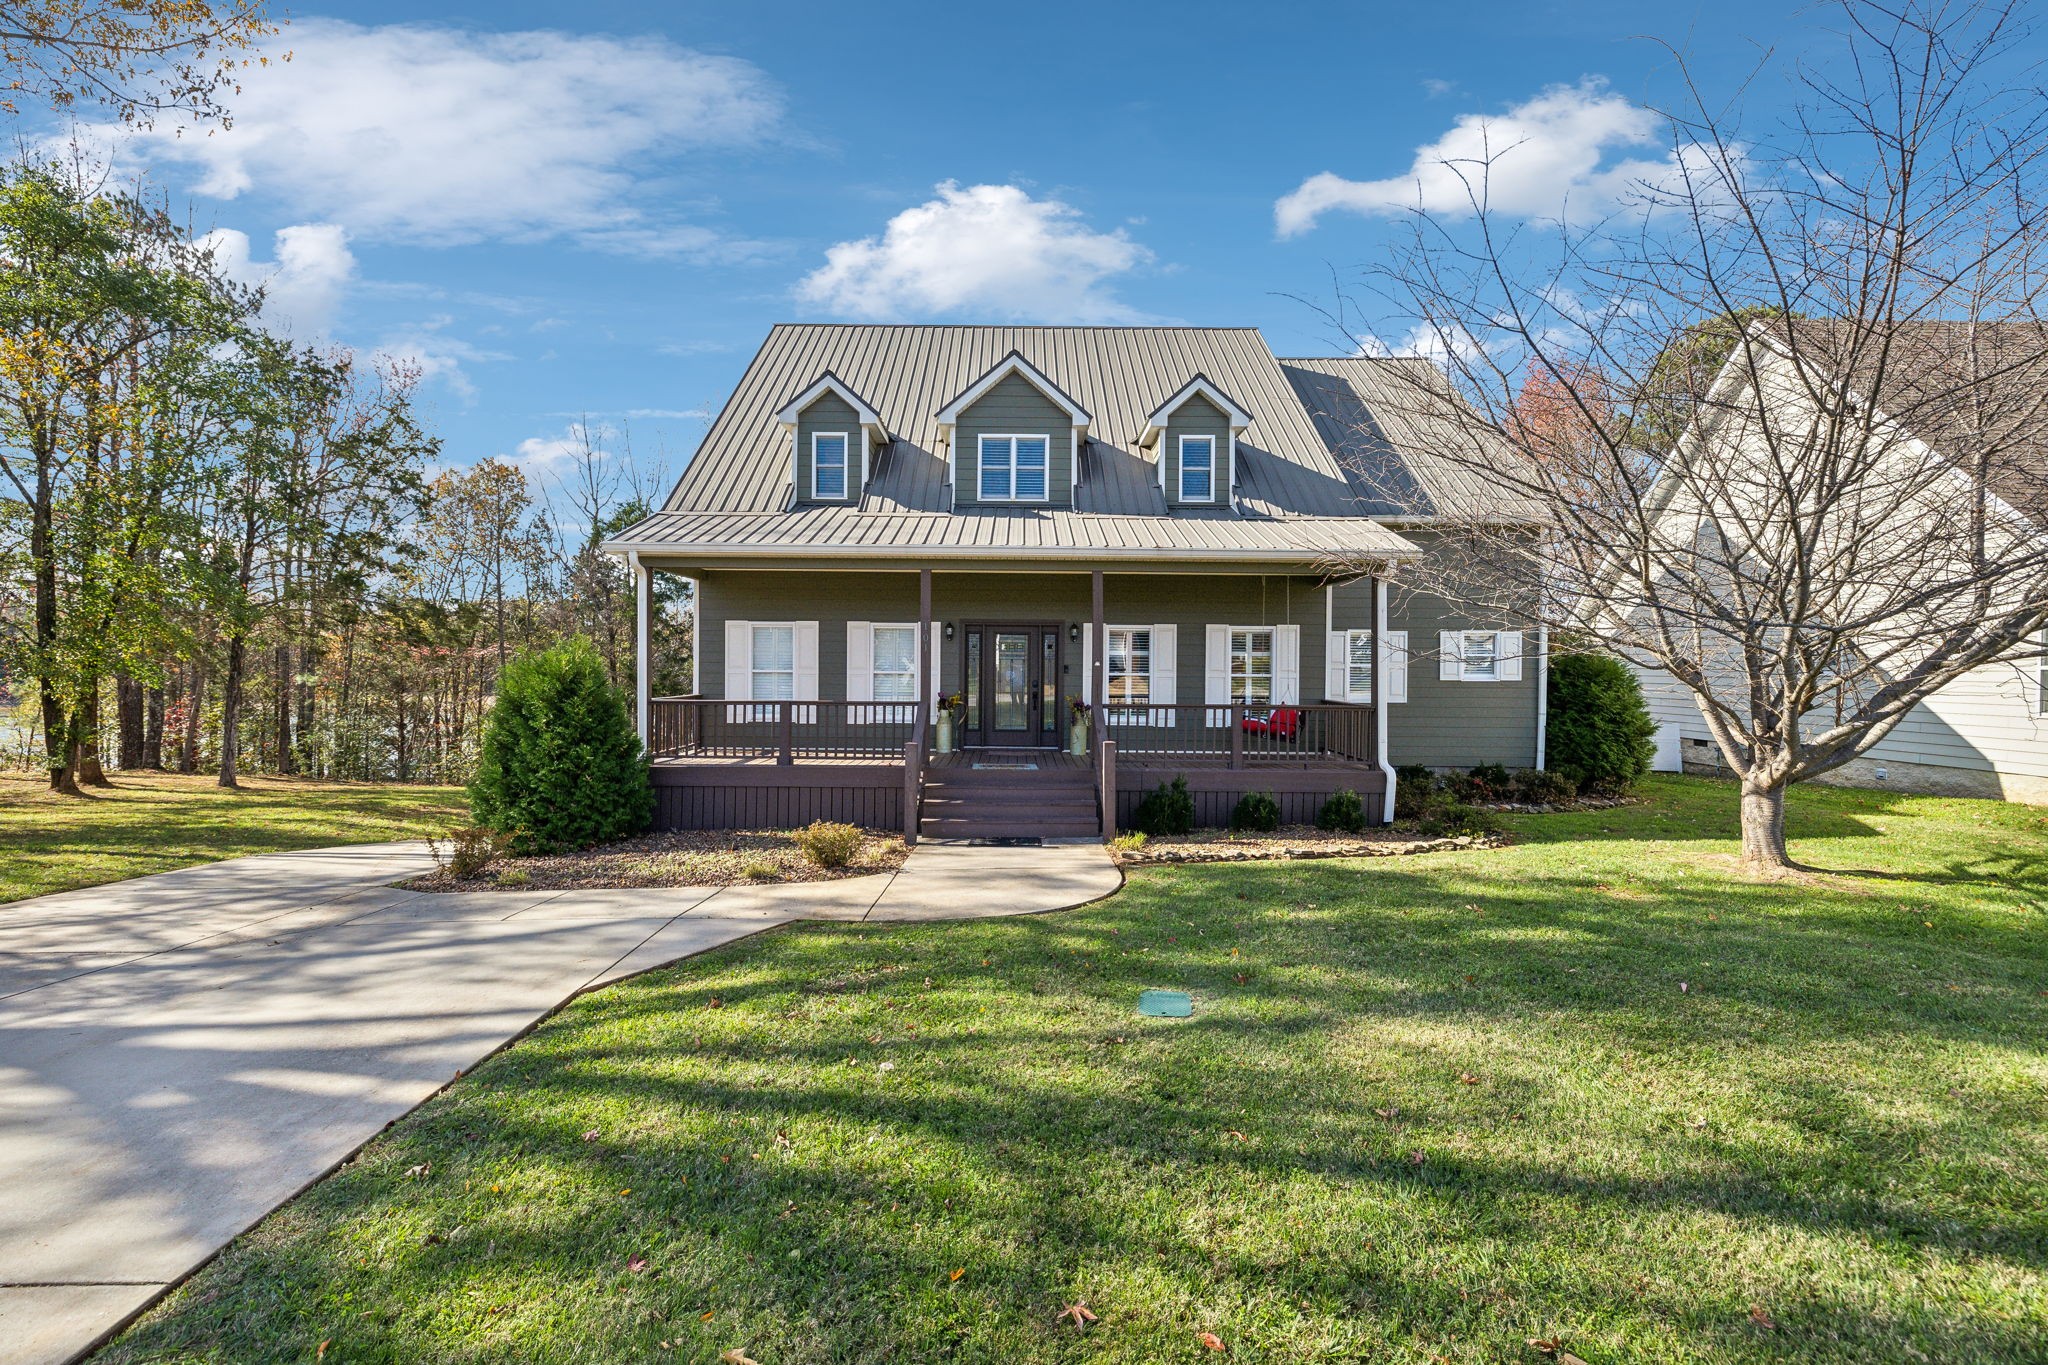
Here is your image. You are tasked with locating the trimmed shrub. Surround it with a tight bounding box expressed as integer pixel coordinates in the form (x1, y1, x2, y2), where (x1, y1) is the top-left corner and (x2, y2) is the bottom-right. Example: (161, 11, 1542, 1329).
(1229, 790, 1282, 832)
(794, 820, 864, 869)
(1316, 788, 1369, 833)
(1418, 800, 1501, 839)
(468, 637, 654, 854)
(1546, 653, 1658, 794)
(1510, 768, 1577, 805)
(1133, 775, 1195, 836)
(1393, 767, 1439, 821)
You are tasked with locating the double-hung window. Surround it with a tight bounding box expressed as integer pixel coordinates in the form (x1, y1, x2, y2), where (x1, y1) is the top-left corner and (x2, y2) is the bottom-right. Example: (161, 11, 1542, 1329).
(751, 625, 796, 700)
(871, 625, 917, 702)
(1179, 435, 1215, 502)
(978, 434, 1049, 501)
(1460, 631, 1500, 681)
(811, 432, 849, 500)
(1230, 627, 1275, 705)
(1107, 628, 1152, 705)
(1344, 629, 1374, 701)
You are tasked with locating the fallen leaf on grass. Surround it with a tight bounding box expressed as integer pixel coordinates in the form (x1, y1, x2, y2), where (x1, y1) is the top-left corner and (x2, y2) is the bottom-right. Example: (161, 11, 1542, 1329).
(628, 1257, 650, 1274)
(1526, 1341, 1590, 1365)
(1198, 1330, 1226, 1351)
(1457, 1072, 1480, 1085)
(1057, 1301, 1098, 1329)
(949, 1268, 965, 1281)
(700, 1310, 715, 1322)
(317, 1343, 329, 1361)
(404, 1163, 430, 1179)
(720, 1351, 759, 1365)
(582, 1129, 601, 1142)
(1375, 1106, 1399, 1120)
(1750, 1303, 1778, 1330)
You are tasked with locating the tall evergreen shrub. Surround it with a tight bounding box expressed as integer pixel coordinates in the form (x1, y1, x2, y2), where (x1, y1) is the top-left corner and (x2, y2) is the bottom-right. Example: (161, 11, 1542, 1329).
(469, 637, 654, 852)
(1545, 653, 1658, 794)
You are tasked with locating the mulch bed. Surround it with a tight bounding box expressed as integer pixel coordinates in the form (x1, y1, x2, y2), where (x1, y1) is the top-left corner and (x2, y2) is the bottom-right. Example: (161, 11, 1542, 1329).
(404, 828, 908, 893)
(1114, 825, 1507, 866)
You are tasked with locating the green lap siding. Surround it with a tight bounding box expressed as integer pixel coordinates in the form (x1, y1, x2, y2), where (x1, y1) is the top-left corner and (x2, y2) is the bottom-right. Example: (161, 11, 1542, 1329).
(1383, 531, 1541, 769)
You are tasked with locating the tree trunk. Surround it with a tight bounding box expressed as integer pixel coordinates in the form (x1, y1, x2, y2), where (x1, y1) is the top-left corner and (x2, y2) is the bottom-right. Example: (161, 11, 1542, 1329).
(1739, 777, 1792, 872)
(116, 674, 144, 768)
(219, 635, 245, 788)
(142, 685, 164, 769)
(73, 688, 110, 786)
(179, 659, 204, 774)
(274, 642, 295, 775)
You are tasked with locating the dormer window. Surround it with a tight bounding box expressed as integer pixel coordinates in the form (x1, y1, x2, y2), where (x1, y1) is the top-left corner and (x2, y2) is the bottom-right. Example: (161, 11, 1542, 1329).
(812, 432, 849, 500)
(1179, 435, 1215, 502)
(979, 434, 1049, 501)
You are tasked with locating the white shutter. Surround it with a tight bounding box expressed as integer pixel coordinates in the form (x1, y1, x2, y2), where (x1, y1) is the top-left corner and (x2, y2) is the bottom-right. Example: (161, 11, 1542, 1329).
(1274, 624, 1301, 704)
(1500, 630, 1524, 682)
(1326, 631, 1347, 700)
(1203, 623, 1231, 726)
(928, 623, 942, 703)
(1150, 624, 1177, 706)
(1080, 626, 1094, 708)
(793, 621, 819, 722)
(1440, 630, 1463, 681)
(1384, 630, 1409, 704)
(724, 620, 752, 700)
(846, 621, 874, 702)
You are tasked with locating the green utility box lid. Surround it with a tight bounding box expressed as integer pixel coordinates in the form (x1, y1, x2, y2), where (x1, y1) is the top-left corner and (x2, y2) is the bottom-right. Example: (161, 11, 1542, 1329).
(1137, 989, 1193, 1018)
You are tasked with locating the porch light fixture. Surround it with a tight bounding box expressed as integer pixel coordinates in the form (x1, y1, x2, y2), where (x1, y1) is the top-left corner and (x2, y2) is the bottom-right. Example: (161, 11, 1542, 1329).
(1068, 623, 1081, 641)
(944, 622, 955, 640)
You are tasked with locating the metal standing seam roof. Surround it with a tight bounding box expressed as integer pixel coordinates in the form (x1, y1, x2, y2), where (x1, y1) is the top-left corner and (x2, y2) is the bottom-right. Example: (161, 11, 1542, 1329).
(604, 325, 1526, 561)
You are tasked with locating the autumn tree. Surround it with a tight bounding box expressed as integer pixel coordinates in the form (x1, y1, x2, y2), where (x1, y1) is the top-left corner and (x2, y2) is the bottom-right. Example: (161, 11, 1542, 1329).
(0, 0, 276, 125)
(1327, 0, 2048, 871)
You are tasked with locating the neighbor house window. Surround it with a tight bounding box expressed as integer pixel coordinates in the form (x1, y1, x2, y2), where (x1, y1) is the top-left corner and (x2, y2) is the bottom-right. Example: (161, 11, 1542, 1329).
(871, 625, 917, 702)
(812, 432, 849, 500)
(978, 434, 1049, 501)
(1345, 629, 1374, 701)
(751, 624, 795, 699)
(1460, 630, 1499, 681)
(1230, 628, 1274, 705)
(1179, 435, 1215, 502)
(1108, 628, 1152, 704)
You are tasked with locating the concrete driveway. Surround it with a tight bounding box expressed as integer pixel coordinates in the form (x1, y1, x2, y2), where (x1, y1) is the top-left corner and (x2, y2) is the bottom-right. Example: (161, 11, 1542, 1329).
(0, 838, 1118, 1365)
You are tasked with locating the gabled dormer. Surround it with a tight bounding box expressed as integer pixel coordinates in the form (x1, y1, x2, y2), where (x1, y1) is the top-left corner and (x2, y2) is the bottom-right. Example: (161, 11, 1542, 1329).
(776, 372, 886, 505)
(1139, 374, 1252, 509)
(935, 350, 1091, 507)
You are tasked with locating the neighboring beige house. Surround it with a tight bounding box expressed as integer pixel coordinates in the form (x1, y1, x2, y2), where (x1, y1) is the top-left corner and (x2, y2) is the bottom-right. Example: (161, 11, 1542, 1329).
(1634, 321, 2048, 804)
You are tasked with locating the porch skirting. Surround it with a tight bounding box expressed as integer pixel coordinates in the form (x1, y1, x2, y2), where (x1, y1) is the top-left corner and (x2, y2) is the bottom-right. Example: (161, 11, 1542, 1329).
(652, 762, 903, 832)
(1114, 766, 1387, 828)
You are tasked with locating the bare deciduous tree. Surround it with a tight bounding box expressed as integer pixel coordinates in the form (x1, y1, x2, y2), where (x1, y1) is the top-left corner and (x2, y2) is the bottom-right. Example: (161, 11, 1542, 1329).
(1322, 0, 2048, 871)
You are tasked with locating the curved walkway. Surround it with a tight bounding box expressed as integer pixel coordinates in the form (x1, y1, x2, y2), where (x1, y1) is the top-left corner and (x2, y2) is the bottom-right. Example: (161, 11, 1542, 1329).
(0, 839, 1119, 1365)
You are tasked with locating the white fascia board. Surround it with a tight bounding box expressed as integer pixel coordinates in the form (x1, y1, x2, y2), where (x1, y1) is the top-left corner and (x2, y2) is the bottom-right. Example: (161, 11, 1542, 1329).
(1139, 375, 1255, 447)
(934, 351, 1092, 436)
(774, 372, 884, 429)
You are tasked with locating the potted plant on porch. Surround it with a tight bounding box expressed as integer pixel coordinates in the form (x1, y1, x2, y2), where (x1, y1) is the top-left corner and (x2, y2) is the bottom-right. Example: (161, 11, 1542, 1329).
(934, 692, 963, 753)
(1068, 697, 1091, 756)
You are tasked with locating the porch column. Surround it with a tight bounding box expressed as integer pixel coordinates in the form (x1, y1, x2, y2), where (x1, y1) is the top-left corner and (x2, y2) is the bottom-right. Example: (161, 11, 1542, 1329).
(1374, 574, 1394, 824)
(1090, 569, 1105, 752)
(633, 552, 651, 749)
(918, 567, 933, 715)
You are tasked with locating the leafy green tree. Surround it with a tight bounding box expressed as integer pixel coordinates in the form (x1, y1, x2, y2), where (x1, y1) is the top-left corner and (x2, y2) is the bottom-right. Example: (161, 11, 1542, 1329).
(468, 637, 652, 853)
(1545, 654, 1658, 794)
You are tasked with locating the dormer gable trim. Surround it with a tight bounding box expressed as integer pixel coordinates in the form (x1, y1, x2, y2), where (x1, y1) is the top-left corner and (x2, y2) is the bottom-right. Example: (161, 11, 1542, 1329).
(774, 371, 885, 431)
(1138, 373, 1253, 448)
(935, 349, 1092, 433)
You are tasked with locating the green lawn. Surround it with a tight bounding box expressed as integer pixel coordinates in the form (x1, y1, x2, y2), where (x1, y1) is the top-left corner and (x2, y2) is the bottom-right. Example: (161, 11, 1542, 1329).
(101, 777, 2048, 1363)
(0, 771, 467, 903)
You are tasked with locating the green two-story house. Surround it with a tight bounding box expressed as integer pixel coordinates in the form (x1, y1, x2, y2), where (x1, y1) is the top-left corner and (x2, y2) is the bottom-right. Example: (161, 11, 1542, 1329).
(603, 324, 1545, 840)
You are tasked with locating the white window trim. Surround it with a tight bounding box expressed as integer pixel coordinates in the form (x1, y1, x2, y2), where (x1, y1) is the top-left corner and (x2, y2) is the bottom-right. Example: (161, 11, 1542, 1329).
(724, 619, 818, 723)
(1462, 629, 1501, 681)
(1178, 434, 1216, 503)
(750, 622, 799, 700)
(810, 430, 851, 501)
(1342, 628, 1374, 702)
(1439, 629, 1523, 683)
(977, 433, 1051, 503)
(1230, 625, 1277, 706)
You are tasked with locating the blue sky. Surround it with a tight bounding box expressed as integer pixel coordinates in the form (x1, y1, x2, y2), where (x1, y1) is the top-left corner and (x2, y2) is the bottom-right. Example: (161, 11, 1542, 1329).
(43, 0, 1827, 503)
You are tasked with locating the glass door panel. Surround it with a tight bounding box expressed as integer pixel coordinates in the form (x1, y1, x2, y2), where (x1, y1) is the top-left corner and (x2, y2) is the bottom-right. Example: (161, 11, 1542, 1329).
(992, 632, 1032, 733)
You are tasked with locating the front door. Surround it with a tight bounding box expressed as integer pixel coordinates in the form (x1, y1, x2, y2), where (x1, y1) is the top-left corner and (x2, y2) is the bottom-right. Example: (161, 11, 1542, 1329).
(963, 624, 1062, 747)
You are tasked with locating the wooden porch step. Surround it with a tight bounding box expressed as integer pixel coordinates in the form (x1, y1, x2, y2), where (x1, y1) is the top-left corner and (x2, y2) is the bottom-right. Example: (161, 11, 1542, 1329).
(919, 814, 1104, 840)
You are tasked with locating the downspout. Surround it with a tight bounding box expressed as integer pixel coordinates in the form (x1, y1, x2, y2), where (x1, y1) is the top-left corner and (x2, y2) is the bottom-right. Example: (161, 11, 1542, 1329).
(632, 551, 650, 748)
(1375, 576, 1396, 823)
(1533, 623, 1549, 770)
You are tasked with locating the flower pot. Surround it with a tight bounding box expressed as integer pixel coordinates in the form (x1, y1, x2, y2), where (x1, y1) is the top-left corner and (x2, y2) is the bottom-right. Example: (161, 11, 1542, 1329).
(935, 710, 956, 754)
(1068, 721, 1089, 757)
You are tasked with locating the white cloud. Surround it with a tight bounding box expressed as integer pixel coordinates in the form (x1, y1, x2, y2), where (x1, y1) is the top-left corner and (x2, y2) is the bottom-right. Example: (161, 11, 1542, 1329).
(1276, 79, 1703, 235)
(97, 19, 781, 253)
(372, 317, 510, 404)
(797, 181, 1154, 322)
(197, 223, 354, 337)
(515, 420, 613, 470)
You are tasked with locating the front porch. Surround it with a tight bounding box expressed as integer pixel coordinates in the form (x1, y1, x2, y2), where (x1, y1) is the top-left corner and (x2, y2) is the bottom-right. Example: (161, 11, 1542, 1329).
(629, 564, 1396, 840)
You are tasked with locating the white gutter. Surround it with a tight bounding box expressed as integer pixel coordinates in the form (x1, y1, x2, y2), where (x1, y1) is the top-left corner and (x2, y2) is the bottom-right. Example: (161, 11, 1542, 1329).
(1376, 576, 1396, 824)
(600, 541, 1421, 565)
(1533, 623, 1549, 770)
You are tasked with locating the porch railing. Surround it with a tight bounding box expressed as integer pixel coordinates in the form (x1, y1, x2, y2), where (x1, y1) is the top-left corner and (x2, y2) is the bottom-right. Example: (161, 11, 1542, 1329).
(1098, 702, 1375, 768)
(647, 697, 927, 764)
